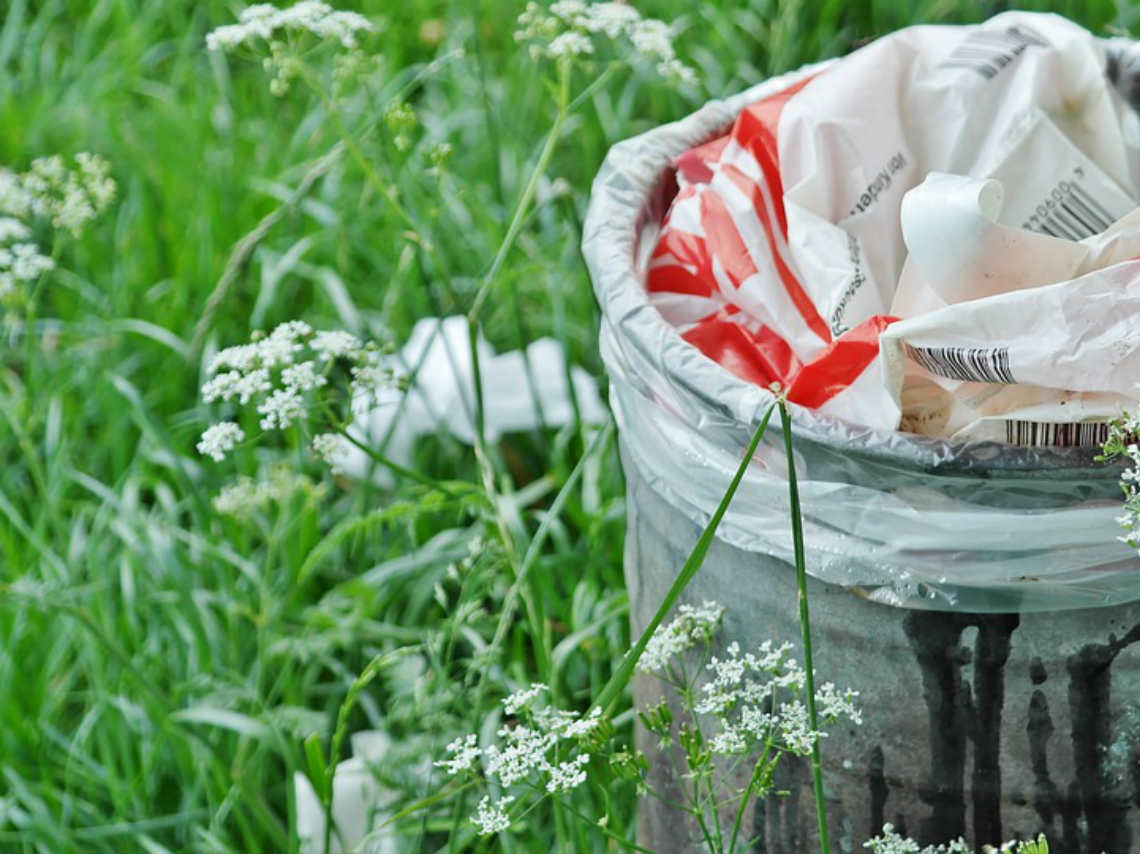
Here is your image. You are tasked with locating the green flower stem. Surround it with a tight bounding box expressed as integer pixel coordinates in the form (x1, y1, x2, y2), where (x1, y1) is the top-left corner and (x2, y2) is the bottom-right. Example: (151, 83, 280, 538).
(728, 736, 775, 852)
(778, 400, 829, 853)
(595, 403, 776, 716)
(337, 426, 462, 495)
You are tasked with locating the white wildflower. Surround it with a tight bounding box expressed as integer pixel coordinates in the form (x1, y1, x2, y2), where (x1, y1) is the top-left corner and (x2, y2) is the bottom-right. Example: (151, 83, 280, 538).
(206, 2, 374, 52)
(201, 367, 272, 405)
(434, 734, 481, 775)
(580, 2, 639, 37)
(546, 754, 589, 793)
(547, 31, 594, 58)
(257, 387, 306, 430)
(776, 699, 821, 755)
(865, 824, 922, 854)
(281, 360, 326, 392)
(199, 323, 400, 465)
(311, 329, 362, 360)
(0, 242, 54, 298)
(0, 154, 115, 237)
(197, 421, 245, 461)
(560, 706, 603, 739)
(212, 466, 318, 515)
(483, 725, 556, 786)
(710, 725, 746, 755)
(503, 683, 548, 715)
(311, 432, 350, 472)
(863, 823, 978, 854)
(638, 600, 724, 674)
(257, 320, 311, 367)
(549, 0, 588, 23)
(629, 19, 672, 60)
(514, 0, 695, 83)
(657, 57, 697, 85)
(471, 795, 514, 836)
(349, 349, 398, 411)
(0, 217, 29, 242)
(816, 682, 862, 725)
(0, 171, 31, 218)
(209, 342, 263, 374)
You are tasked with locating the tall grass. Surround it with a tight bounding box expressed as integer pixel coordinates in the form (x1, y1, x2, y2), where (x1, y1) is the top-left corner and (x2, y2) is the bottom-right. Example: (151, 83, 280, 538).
(0, 0, 1135, 851)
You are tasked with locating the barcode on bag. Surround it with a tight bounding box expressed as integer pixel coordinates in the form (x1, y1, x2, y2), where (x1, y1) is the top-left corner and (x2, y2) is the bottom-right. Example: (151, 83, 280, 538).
(908, 345, 1016, 384)
(1004, 420, 1111, 448)
(937, 25, 1048, 80)
(1021, 176, 1118, 240)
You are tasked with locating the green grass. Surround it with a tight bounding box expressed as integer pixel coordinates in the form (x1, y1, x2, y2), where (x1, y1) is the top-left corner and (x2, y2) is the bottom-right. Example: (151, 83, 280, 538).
(0, 0, 1135, 851)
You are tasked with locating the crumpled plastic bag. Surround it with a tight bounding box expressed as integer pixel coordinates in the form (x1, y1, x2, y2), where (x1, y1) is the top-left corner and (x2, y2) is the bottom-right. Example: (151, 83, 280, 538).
(340, 316, 607, 482)
(647, 12, 1139, 444)
(582, 15, 1139, 611)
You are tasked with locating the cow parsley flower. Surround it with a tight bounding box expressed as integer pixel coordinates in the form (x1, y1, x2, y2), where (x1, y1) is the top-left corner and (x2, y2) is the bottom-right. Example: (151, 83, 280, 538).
(503, 682, 548, 715)
(435, 734, 481, 776)
(197, 321, 399, 469)
(638, 600, 724, 674)
(310, 431, 350, 472)
(212, 466, 321, 516)
(0, 154, 115, 237)
(0, 217, 29, 242)
(206, 2, 374, 52)
(433, 683, 605, 832)
(864, 823, 1044, 853)
(197, 421, 245, 461)
(471, 795, 514, 836)
(0, 243, 54, 299)
(514, 1, 696, 84)
(546, 754, 589, 793)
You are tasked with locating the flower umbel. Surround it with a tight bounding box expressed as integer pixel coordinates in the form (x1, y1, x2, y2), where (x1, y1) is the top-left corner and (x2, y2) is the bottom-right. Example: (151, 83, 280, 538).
(637, 600, 724, 674)
(433, 683, 605, 837)
(514, 1, 696, 84)
(206, 2, 374, 52)
(197, 321, 399, 465)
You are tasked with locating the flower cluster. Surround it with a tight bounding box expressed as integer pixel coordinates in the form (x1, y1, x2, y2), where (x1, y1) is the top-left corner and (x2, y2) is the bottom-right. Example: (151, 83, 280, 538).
(1099, 398, 1140, 555)
(0, 237, 53, 301)
(514, 1, 696, 84)
(206, 2, 375, 95)
(206, 2, 373, 52)
(637, 600, 724, 674)
(0, 153, 115, 236)
(434, 683, 605, 836)
(0, 153, 114, 301)
(212, 465, 323, 516)
(864, 824, 1049, 854)
(691, 640, 860, 756)
(197, 321, 398, 465)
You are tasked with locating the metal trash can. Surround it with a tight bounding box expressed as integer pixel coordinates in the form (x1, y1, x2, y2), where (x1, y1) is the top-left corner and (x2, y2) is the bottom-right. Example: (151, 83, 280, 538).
(582, 47, 1140, 853)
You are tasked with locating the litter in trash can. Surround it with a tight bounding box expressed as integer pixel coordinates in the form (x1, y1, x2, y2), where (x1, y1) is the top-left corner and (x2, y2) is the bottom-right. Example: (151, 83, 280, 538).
(583, 10, 1139, 612)
(644, 12, 1139, 444)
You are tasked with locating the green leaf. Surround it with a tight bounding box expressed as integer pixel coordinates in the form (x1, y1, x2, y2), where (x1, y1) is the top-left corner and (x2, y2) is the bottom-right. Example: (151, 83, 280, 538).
(303, 733, 329, 804)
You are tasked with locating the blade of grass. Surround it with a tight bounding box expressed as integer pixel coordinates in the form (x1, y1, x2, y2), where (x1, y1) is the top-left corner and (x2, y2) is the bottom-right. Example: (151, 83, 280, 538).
(779, 399, 830, 853)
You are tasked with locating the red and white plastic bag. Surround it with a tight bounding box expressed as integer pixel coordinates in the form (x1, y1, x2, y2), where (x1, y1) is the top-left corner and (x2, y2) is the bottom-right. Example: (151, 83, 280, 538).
(648, 12, 1140, 445)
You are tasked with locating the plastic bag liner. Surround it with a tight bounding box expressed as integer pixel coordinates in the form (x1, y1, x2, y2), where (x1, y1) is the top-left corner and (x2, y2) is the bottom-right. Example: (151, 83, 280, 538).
(583, 53, 1138, 613)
